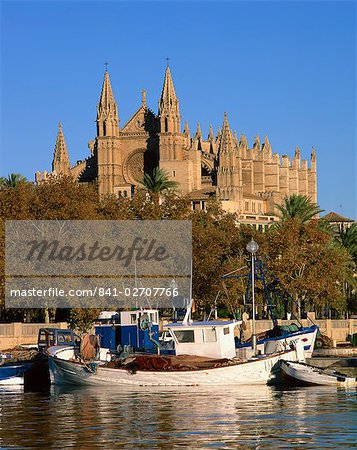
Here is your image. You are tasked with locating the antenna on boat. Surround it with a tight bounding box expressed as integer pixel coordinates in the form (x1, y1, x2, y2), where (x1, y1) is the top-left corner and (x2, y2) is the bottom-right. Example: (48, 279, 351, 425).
(183, 260, 193, 325)
(246, 238, 259, 356)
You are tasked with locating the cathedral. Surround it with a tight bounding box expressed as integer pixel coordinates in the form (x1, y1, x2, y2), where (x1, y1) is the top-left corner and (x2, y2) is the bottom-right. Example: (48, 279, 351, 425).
(36, 66, 317, 228)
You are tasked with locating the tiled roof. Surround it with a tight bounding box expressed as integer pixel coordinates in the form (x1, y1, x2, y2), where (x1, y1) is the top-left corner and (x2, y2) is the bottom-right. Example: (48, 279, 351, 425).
(322, 211, 354, 222)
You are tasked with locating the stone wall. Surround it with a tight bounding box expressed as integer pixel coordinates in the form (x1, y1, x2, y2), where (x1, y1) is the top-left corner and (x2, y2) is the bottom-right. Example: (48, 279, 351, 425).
(0, 322, 68, 350)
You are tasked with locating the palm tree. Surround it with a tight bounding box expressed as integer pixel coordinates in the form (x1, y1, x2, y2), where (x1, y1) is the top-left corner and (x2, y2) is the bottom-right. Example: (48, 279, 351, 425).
(275, 194, 323, 223)
(141, 168, 178, 194)
(336, 223, 357, 263)
(335, 224, 357, 314)
(0, 173, 29, 188)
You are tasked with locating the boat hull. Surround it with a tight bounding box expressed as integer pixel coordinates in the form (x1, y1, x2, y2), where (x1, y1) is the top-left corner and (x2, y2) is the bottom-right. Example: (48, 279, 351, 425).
(0, 362, 32, 385)
(49, 349, 300, 386)
(280, 360, 357, 387)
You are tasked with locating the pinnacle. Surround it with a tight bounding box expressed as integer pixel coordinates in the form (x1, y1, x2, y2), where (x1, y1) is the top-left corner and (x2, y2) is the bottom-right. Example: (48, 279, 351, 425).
(253, 135, 261, 149)
(99, 70, 117, 109)
(160, 66, 178, 108)
(141, 89, 147, 107)
(239, 133, 248, 147)
(219, 112, 234, 153)
(263, 135, 272, 154)
(233, 130, 238, 145)
(208, 124, 214, 141)
(311, 146, 316, 161)
(52, 123, 70, 173)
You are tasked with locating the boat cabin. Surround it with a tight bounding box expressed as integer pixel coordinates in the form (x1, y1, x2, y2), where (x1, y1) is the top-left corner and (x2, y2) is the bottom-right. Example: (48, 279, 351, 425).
(38, 328, 80, 352)
(166, 320, 240, 359)
(95, 310, 160, 354)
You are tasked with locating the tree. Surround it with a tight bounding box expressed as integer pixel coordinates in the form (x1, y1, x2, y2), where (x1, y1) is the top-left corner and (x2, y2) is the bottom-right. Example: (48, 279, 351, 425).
(1, 173, 28, 188)
(335, 223, 357, 313)
(0, 173, 29, 188)
(0, 176, 189, 325)
(336, 223, 357, 263)
(275, 194, 323, 223)
(141, 168, 178, 194)
(263, 219, 354, 316)
(69, 309, 101, 335)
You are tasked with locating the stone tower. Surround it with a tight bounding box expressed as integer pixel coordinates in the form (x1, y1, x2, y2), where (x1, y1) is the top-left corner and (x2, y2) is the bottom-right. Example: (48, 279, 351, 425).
(95, 70, 121, 196)
(158, 66, 201, 193)
(52, 123, 70, 175)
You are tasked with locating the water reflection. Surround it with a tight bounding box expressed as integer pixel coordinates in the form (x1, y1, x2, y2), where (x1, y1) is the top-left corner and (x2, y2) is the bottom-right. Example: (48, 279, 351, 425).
(0, 384, 356, 448)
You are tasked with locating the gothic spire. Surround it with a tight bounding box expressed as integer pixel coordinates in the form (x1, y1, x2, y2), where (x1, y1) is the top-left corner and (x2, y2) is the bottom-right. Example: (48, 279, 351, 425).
(96, 70, 119, 137)
(159, 66, 178, 110)
(52, 123, 70, 175)
(158, 66, 180, 132)
(219, 112, 234, 153)
(98, 71, 117, 116)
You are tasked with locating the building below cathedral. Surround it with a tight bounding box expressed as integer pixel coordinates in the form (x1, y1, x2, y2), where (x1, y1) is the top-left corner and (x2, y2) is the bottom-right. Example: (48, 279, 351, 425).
(36, 66, 317, 229)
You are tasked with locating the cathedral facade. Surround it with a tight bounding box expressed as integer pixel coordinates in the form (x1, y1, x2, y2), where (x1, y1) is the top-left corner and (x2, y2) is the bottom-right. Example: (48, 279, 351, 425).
(36, 67, 317, 227)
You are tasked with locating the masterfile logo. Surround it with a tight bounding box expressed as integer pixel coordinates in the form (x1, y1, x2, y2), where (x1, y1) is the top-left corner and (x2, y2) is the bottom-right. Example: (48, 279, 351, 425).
(5, 220, 192, 308)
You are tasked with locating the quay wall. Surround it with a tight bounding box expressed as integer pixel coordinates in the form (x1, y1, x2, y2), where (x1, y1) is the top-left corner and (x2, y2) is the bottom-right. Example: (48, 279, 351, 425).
(0, 322, 68, 350)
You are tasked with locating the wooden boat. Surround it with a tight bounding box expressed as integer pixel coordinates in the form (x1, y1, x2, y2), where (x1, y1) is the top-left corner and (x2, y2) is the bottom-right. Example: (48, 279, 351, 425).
(280, 360, 357, 387)
(48, 319, 306, 386)
(49, 347, 303, 386)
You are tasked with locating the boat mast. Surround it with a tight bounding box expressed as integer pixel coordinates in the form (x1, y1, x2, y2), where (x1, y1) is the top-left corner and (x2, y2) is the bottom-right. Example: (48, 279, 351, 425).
(246, 238, 259, 356)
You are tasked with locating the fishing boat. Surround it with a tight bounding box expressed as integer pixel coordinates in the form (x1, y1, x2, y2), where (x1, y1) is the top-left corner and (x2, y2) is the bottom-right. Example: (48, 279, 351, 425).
(48, 318, 305, 386)
(280, 360, 357, 387)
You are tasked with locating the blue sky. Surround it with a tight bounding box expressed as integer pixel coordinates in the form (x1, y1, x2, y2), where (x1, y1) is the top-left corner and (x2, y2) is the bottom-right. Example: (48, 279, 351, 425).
(0, 1, 356, 218)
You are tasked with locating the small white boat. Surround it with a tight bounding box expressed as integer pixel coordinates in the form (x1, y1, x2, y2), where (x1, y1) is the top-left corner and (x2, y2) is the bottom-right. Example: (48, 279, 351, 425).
(280, 360, 357, 387)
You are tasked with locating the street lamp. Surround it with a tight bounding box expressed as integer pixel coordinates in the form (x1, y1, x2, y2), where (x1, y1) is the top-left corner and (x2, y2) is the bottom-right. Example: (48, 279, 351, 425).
(246, 238, 259, 355)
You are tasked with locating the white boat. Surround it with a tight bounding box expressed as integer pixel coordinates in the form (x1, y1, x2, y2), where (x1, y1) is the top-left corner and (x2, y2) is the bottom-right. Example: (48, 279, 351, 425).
(280, 360, 357, 387)
(48, 319, 306, 386)
(236, 325, 318, 360)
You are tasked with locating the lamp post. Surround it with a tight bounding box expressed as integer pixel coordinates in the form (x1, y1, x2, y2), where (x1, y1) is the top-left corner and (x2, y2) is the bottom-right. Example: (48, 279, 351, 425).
(246, 238, 259, 355)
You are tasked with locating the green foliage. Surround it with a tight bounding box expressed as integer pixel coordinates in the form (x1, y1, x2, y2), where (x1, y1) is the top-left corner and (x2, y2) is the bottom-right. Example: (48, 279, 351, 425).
(275, 194, 323, 223)
(0, 178, 354, 324)
(0, 173, 29, 188)
(336, 223, 357, 264)
(69, 309, 101, 335)
(141, 167, 178, 193)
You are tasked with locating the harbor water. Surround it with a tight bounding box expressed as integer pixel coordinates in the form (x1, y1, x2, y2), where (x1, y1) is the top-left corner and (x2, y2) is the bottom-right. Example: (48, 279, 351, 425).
(1, 378, 356, 448)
